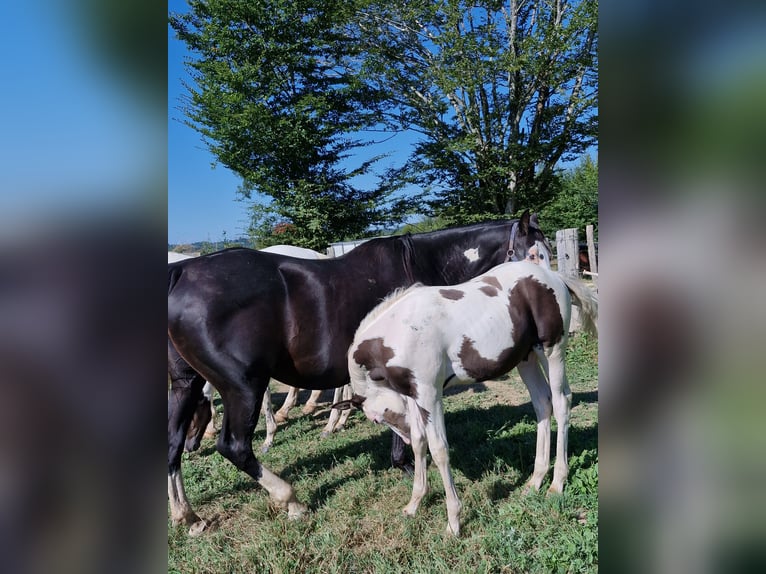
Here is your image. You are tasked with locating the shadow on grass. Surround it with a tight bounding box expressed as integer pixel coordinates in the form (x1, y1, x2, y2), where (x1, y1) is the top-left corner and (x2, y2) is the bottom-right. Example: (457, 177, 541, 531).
(188, 390, 598, 510)
(275, 402, 598, 510)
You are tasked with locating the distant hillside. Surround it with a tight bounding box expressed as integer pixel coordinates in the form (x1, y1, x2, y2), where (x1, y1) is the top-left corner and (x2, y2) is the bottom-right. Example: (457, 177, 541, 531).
(168, 237, 254, 254)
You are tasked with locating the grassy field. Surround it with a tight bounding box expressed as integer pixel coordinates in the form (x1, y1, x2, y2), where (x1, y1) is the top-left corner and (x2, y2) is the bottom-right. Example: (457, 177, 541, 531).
(168, 333, 598, 573)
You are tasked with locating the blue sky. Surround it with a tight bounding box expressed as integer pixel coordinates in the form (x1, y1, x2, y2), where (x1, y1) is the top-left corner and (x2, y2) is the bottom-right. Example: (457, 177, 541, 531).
(168, 0, 251, 245)
(167, 1, 596, 245)
(168, 0, 421, 245)
(168, 5, 418, 245)
(1, 3, 161, 234)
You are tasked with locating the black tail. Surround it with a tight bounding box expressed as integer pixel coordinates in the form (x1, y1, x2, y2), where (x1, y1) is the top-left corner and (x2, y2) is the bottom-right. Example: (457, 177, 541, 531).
(168, 263, 184, 296)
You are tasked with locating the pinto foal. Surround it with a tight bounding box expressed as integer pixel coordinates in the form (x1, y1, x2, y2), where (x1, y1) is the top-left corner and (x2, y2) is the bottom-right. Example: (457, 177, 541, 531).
(344, 250, 597, 535)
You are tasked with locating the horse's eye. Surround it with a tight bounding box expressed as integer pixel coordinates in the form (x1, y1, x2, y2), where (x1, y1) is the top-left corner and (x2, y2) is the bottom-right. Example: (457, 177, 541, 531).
(539, 254, 544, 259)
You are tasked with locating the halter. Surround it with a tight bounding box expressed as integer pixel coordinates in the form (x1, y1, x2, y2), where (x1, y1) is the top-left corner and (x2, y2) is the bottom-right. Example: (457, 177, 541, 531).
(504, 221, 520, 262)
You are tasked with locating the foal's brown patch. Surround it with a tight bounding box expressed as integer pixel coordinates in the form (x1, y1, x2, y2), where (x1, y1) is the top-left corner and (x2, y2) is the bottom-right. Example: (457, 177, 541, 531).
(439, 288, 464, 300)
(507, 276, 564, 346)
(353, 337, 418, 398)
(458, 336, 528, 382)
(479, 286, 499, 297)
(458, 276, 564, 381)
(381, 405, 430, 435)
(481, 276, 502, 290)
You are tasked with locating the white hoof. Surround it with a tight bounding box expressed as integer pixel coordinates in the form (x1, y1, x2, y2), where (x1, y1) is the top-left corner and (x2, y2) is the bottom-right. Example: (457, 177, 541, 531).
(188, 519, 208, 537)
(287, 501, 308, 519)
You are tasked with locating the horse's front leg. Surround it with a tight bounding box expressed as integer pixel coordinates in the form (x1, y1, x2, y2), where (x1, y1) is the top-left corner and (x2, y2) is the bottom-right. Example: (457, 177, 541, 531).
(402, 396, 429, 518)
(421, 398, 462, 536)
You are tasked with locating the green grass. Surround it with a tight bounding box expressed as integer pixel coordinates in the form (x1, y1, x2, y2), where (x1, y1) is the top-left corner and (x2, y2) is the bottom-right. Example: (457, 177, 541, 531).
(168, 334, 598, 573)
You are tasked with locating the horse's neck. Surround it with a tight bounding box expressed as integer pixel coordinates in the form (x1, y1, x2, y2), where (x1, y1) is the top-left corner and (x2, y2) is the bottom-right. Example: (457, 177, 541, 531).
(408, 225, 508, 285)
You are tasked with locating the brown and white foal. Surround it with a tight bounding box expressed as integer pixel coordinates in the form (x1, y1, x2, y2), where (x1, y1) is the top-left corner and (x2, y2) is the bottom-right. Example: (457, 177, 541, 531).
(345, 253, 597, 535)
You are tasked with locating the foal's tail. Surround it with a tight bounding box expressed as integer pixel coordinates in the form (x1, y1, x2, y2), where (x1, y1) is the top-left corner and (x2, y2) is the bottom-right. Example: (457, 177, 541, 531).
(560, 275, 599, 337)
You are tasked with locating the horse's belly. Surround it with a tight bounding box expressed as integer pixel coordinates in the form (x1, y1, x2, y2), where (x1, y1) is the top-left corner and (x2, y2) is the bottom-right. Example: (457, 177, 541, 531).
(272, 359, 347, 391)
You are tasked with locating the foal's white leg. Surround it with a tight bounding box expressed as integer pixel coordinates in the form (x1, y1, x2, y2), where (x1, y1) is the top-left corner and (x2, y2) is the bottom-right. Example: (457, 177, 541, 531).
(302, 389, 323, 415)
(260, 385, 277, 453)
(517, 356, 553, 492)
(274, 385, 299, 423)
(402, 396, 429, 519)
(546, 343, 572, 494)
(321, 384, 353, 436)
(422, 398, 462, 536)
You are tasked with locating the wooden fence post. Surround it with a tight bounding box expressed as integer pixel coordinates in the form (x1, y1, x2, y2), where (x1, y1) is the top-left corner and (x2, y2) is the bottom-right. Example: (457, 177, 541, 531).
(586, 224, 598, 275)
(556, 228, 579, 279)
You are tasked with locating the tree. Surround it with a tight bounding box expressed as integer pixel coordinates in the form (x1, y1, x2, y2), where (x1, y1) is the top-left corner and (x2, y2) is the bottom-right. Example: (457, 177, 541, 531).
(357, 0, 598, 223)
(169, 0, 416, 250)
(537, 154, 597, 238)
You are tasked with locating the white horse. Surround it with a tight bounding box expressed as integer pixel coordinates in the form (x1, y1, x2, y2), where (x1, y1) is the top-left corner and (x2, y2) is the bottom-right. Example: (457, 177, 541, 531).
(344, 243, 597, 535)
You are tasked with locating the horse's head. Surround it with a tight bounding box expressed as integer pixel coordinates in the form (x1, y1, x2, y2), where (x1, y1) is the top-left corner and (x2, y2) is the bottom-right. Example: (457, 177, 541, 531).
(524, 236, 554, 270)
(184, 395, 212, 453)
(508, 210, 549, 263)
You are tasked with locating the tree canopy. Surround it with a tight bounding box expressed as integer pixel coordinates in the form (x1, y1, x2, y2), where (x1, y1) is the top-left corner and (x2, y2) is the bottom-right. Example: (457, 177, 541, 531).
(170, 0, 598, 246)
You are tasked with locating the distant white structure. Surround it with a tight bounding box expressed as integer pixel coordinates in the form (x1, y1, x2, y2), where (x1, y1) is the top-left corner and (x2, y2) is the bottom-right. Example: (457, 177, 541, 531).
(261, 244, 328, 259)
(326, 238, 374, 257)
(168, 251, 196, 263)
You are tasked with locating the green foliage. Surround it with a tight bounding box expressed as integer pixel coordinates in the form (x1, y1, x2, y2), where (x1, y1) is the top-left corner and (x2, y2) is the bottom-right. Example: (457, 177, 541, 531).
(169, 0, 418, 249)
(537, 155, 598, 239)
(395, 215, 452, 235)
(170, 0, 597, 243)
(357, 0, 598, 222)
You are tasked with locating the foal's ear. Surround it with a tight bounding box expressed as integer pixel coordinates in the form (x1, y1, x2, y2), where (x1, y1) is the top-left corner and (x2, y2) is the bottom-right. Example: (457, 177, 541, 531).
(518, 209, 531, 235)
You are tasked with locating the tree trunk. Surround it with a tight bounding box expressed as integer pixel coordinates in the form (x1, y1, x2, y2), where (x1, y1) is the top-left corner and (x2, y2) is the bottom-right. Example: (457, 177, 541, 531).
(504, 171, 517, 214)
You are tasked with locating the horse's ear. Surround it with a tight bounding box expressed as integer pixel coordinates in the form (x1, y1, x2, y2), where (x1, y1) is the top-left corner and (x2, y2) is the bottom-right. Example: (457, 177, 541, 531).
(518, 209, 531, 235)
(530, 213, 540, 229)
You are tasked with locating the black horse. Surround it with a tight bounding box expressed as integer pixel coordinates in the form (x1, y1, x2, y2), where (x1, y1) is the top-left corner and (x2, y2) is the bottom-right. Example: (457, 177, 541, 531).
(167, 212, 547, 533)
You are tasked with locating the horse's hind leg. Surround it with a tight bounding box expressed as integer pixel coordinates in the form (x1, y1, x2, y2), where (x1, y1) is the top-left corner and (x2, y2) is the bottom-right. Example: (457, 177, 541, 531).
(320, 385, 352, 437)
(274, 384, 298, 423)
(167, 368, 206, 532)
(546, 343, 571, 494)
(260, 384, 277, 453)
(517, 355, 553, 492)
(217, 379, 307, 518)
(302, 389, 323, 415)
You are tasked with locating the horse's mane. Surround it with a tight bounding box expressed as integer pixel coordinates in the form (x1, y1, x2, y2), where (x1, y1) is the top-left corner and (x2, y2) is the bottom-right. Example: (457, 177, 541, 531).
(356, 283, 424, 334)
